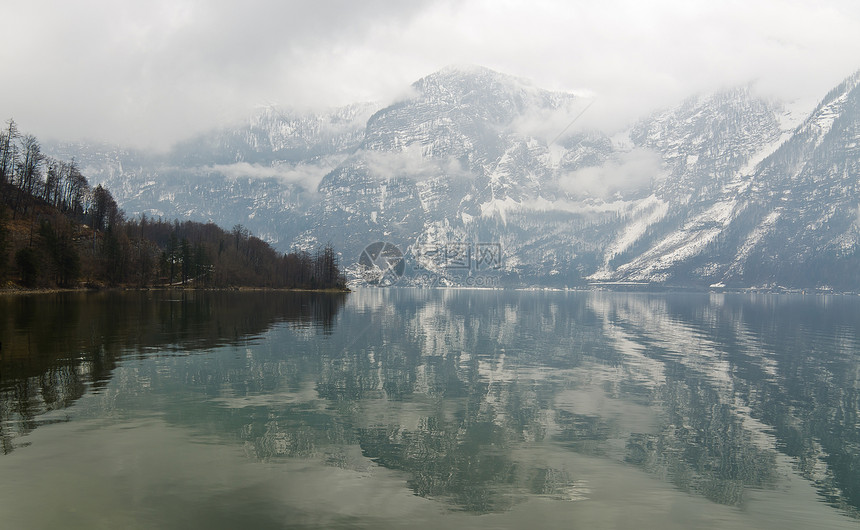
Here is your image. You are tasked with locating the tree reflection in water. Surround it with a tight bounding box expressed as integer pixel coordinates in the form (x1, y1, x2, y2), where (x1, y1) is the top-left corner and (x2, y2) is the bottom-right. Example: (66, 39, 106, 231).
(0, 290, 346, 454)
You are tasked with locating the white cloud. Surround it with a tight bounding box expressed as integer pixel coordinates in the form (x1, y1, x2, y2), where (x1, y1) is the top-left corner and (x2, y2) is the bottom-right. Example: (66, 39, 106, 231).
(509, 95, 595, 144)
(2, 0, 860, 148)
(202, 159, 341, 190)
(559, 148, 665, 199)
(362, 145, 473, 181)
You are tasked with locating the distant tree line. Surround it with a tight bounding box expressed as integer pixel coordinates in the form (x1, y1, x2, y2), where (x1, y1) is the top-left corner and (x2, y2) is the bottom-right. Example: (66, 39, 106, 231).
(0, 119, 346, 290)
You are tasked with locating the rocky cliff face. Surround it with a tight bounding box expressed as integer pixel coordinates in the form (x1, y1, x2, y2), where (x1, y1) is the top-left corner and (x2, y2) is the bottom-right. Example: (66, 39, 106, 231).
(601, 73, 860, 289)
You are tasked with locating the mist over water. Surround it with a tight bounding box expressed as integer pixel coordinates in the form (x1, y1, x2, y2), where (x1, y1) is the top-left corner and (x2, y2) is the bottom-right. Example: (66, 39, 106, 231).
(1, 290, 858, 528)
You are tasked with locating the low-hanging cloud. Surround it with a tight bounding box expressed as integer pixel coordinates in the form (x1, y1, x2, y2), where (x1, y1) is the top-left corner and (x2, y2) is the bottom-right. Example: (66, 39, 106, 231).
(558, 148, 665, 199)
(509, 94, 596, 144)
(362, 145, 473, 182)
(3, 1, 860, 149)
(202, 159, 342, 191)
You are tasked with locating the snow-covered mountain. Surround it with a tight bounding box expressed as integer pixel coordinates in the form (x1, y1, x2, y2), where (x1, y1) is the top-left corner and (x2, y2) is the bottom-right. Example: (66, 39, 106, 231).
(49, 103, 378, 246)
(591, 87, 791, 283)
(601, 73, 860, 290)
(48, 66, 860, 289)
(308, 66, 622, 284)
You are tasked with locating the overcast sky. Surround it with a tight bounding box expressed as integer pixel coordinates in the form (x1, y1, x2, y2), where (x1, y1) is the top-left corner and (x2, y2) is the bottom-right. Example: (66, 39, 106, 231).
(2, 0, 860, 150)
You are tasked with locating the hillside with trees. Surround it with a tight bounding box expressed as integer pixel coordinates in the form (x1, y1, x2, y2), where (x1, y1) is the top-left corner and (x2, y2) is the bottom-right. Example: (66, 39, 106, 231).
(0, 119, 346, 290)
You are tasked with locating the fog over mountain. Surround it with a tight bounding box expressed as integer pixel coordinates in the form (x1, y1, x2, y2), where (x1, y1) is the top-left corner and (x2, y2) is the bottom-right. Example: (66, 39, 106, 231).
(48, 65, 860, 290)
(4, 1, 860, 149)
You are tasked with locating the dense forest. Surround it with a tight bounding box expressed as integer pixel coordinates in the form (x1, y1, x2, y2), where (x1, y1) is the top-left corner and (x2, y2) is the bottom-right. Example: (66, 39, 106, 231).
(0, 119, 346, 290)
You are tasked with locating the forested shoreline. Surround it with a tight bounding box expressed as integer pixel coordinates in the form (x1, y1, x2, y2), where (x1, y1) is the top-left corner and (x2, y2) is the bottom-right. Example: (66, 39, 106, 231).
(0, 120, 346, 291)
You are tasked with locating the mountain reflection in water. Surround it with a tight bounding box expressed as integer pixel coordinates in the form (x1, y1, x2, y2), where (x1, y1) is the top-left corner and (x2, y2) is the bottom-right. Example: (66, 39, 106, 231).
(0, 290, 858, 527)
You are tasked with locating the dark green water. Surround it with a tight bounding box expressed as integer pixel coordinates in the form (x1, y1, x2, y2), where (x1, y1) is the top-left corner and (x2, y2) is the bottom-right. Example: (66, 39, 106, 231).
(1, 289, 858, 529)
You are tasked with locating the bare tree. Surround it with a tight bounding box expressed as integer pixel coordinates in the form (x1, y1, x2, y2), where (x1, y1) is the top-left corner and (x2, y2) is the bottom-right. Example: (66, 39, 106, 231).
(17, 134, 43, 195)
(43, 158, 61, 206)
(0, 118, 18, 187)
(12, 134, 44, 217)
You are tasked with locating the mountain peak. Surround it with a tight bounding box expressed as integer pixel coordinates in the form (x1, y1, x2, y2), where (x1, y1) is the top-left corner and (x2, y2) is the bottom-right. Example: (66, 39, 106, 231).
(430, 63, 521, 80)
(412, 65, 544, 98)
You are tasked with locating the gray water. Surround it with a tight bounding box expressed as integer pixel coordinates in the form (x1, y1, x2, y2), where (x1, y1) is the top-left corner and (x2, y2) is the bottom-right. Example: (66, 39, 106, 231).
(1, 289, 858, 529)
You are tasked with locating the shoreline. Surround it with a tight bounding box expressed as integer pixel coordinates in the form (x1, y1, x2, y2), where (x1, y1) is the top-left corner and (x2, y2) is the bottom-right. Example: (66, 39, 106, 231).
(0, 285, 351, 296)
(3, 284, 856, 296)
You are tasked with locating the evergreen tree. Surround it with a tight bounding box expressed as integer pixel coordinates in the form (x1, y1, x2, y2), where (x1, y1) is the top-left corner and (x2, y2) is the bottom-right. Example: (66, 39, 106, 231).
(102, 226, 125, 286)
(15, 247, 38, 287)
(194, 243, 210, 287)
(167, 231, 179, 283)
(180, 237, 192, 284)
(91, 184, 118, 231)
(0, 205, 7, 280)
(37, 220, 79, 287)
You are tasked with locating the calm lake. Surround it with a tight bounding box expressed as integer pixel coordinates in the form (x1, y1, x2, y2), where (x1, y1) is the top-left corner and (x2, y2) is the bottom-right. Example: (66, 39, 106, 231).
(1, 289, 859, 529)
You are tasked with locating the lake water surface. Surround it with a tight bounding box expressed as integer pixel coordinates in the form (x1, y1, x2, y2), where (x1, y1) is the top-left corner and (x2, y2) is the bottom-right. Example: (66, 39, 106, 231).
(1, 289, 859, 529)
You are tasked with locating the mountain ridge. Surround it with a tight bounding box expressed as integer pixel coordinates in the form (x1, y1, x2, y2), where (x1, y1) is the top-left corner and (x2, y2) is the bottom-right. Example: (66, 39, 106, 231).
(46, 66, 860, 290)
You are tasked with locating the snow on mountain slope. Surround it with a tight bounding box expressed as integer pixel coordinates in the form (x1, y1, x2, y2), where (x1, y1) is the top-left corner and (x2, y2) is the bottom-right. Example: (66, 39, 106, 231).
(598, 71, 860, 288)
(46, 67, 860, 289)
(311, 66, 623, 282)
(713, 70, 860, 289)
(592, 86, 797, 284)
(48, 103, 377, 248)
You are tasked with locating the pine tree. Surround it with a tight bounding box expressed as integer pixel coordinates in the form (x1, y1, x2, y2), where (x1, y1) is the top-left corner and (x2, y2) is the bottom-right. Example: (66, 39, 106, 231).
(180, 237, 192, 285)
(15, 247, 38, 287)
(0, 205, 8, 280)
